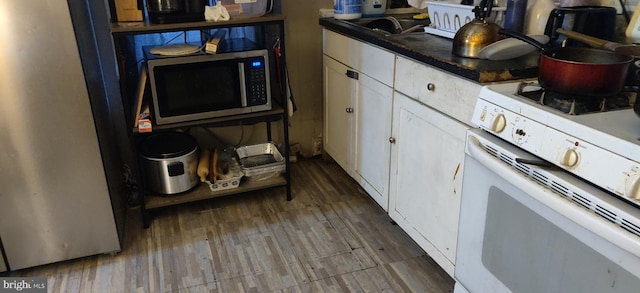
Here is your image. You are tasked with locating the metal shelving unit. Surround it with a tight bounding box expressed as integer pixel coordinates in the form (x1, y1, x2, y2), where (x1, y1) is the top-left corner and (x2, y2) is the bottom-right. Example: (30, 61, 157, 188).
(110, 14, 291, 228)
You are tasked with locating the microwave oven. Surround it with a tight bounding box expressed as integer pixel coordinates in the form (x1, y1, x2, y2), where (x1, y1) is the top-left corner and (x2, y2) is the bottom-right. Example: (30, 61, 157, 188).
(144, 48, 272, 125)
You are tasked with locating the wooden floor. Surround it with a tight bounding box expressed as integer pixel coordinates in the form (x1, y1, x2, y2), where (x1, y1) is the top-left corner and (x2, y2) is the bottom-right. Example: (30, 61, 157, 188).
(4, 158, 454, 292)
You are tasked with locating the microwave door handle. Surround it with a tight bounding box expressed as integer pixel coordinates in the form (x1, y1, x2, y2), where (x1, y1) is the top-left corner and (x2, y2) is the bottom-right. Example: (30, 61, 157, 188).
(238, 63, 248, 107)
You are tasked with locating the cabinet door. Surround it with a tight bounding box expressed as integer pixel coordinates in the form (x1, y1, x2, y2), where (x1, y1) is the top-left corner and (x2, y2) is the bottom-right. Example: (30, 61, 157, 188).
(323, 55, 357, 174)
(389, 92, 468, 276)
(354, 73, 393, 211)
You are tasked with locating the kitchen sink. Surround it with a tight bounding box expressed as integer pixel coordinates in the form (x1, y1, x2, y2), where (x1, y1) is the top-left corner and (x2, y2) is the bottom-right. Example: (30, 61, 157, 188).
(347, 16, 430, 35)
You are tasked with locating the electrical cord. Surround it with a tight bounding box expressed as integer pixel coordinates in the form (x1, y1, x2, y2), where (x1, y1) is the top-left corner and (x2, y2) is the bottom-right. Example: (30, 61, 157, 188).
(233, 123, 246, 147)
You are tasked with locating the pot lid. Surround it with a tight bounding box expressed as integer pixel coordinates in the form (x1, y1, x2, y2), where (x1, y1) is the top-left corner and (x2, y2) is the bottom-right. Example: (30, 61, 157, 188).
(139, 132, 198, 159)
(477, 35, 550, 60)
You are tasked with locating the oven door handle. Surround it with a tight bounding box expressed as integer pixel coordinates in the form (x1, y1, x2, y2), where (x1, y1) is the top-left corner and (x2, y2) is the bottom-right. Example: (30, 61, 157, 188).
(467, 134, 548, 184)
(467, 134, 545, 187)
(465, 131, 640, 256)
(514, 157, 556, 168)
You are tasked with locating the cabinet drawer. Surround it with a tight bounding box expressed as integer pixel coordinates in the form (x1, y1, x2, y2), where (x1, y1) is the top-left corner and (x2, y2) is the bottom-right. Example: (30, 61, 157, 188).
(322, 29, 395, 87)
(394, 56, 480, 125)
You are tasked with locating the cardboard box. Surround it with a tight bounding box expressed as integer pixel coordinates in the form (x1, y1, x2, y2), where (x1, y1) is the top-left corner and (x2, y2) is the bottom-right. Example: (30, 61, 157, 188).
(115, 0, 143, 22)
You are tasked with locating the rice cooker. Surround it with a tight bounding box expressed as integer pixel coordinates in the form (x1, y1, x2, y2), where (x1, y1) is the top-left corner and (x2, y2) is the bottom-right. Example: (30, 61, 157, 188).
(139, 132, 199, 194)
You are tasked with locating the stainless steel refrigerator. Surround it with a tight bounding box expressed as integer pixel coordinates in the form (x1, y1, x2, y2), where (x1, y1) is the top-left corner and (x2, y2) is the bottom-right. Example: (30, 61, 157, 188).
(0, 0, 129, 272)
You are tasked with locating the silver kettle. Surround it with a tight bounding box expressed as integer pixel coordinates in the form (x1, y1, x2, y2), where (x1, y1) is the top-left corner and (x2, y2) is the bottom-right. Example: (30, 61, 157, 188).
(452, 0, 501, 58)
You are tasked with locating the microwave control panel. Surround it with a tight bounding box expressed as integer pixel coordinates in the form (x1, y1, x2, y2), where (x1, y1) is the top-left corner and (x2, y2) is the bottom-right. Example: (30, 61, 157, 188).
(245, 57, 269, 106)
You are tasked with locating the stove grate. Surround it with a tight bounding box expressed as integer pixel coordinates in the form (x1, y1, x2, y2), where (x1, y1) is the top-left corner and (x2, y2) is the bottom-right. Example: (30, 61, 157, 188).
(515, 81, 632, 115)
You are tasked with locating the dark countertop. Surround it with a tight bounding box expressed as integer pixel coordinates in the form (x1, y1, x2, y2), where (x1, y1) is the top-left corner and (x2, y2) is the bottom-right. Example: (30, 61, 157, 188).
(319, 17, 539, 83)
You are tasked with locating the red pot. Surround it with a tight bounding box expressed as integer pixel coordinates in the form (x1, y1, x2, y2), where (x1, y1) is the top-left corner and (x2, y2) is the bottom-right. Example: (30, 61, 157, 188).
(499, 29, 634, 96)
(539, 47, 633, 96)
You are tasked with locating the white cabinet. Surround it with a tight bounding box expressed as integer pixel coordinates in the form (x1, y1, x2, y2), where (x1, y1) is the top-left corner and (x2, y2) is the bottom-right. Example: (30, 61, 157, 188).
(322, 29, 395, 210)
(322, 29, 395, 86)
(388, 57, 480, 277)
(394, 56, 480, 126)
(354, 69, 393, 209)
(322, 29, 481, 276)
(323, 55, 355, 173)
(388, 92, 469, 277)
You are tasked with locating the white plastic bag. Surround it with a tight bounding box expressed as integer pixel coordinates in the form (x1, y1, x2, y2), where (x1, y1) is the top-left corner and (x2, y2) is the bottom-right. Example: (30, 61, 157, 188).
(205, 1, 230, 22)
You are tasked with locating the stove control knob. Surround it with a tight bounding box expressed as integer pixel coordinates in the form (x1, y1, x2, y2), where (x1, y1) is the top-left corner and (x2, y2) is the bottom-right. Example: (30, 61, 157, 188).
(625, 173, 640, 200)
(560, 149, 580, 168)
(491, 114, 507, 133)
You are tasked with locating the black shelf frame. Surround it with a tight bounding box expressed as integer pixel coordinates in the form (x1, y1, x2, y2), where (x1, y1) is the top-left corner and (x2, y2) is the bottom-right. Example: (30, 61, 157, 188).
(111, 14, 291, 228)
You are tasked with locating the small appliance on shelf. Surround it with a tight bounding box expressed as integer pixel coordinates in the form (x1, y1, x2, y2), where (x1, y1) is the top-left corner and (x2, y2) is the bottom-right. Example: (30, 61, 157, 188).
(142, 42, 271, 125)
(145, 0, 207, 24)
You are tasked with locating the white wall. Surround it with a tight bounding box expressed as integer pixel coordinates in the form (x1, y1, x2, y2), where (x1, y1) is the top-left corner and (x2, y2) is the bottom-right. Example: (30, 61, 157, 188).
(279, 0, 334, 157)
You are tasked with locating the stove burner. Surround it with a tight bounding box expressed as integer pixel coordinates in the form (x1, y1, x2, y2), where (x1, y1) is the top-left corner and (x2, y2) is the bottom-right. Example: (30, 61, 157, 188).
(545, 95, 593, 115)
(516, 82, 632, 115)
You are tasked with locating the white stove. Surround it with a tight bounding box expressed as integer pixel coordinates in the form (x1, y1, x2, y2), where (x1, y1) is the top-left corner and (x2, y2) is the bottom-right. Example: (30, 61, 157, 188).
(473, 81, 640, 208)
(455, 81, 640, 293)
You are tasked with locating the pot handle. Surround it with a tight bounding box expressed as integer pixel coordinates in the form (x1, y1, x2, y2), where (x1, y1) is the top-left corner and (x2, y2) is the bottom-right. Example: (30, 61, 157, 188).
(498, 28, 546, 51)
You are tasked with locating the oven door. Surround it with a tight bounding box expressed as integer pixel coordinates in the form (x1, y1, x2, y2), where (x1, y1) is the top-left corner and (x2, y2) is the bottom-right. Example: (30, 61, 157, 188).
(455, 129, 640, 293)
